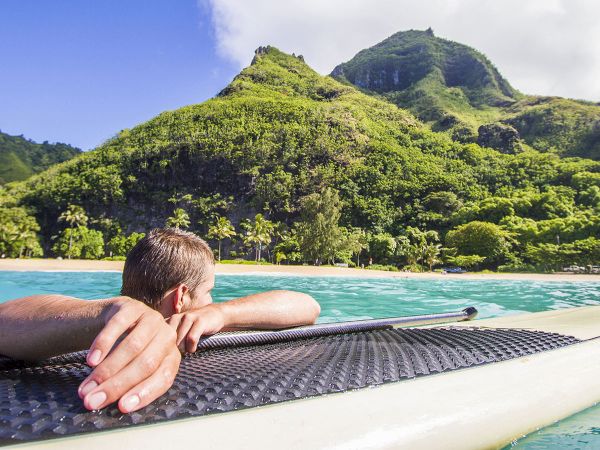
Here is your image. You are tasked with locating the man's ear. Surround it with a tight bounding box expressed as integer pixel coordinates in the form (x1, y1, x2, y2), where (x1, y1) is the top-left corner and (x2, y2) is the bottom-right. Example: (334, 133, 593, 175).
(172, 284, 189, 314)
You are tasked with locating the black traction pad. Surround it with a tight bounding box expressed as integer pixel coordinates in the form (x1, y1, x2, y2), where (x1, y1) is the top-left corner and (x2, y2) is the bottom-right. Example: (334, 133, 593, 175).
(0, 327, 580, 445)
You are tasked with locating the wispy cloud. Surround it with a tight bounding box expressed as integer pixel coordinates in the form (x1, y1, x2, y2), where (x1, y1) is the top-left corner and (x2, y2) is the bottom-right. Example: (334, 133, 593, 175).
(202, 0, 600, 101)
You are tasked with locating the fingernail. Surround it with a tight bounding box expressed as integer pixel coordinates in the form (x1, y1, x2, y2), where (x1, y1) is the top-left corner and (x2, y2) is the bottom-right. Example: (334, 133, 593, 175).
(88, 349, 102, 366)
(122, 394, 140, 412)
(78, 380, 98, 397)
(87, 391, 107, 410)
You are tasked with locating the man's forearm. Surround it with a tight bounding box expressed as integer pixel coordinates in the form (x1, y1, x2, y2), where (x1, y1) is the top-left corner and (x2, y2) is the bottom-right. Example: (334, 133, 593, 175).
(0, 295, 112, 360)
(218, 290, 320, 330)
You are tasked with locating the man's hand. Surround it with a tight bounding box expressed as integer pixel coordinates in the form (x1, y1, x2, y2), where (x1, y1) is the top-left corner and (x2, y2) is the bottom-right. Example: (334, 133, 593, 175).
(78, 298, 181, 413)
(167, 304, 227, 353)
(165, 291, 320, 354)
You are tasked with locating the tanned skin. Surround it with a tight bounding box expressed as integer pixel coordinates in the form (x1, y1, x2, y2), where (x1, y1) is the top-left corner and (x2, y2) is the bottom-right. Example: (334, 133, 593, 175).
(0, 263, 320, 413)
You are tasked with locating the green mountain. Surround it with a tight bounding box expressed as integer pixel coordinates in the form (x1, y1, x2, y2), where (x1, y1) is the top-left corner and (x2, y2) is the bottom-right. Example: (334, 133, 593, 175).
(332, 29, 600, 159)
(0, 131, 81, 184)
(4, 46, 600, 269)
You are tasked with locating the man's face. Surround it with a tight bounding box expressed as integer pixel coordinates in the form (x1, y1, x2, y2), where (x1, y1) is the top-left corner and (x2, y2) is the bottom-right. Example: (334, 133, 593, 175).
(185, 264, 215, 311)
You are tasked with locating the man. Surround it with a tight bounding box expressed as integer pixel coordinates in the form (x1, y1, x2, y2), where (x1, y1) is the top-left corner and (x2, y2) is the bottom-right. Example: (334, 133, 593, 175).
(0, 228, 320, 414)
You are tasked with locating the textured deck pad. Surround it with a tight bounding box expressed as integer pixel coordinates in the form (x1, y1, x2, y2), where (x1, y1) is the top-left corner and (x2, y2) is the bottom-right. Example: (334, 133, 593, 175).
(0, 327, 579, 445)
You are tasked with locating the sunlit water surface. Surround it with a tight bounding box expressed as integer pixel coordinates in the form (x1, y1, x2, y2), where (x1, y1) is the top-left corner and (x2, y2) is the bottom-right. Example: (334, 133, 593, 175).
(1, 271, 599, 448)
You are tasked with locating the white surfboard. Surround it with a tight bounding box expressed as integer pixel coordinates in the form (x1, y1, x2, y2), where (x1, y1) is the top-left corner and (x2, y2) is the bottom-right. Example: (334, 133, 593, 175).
(11, 305, 600, 450)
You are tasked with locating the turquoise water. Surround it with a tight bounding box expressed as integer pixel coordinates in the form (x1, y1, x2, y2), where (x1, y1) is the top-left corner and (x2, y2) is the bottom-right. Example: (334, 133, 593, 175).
(2, 271, 599, 321)
(507, 404, 600, 449)
(1, 271, 600, 448)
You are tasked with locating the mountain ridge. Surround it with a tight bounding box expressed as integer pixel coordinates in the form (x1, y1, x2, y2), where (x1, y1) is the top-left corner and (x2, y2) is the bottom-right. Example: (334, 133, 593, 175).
(331, 29, 600, 159)
(0, 131, 81, 184)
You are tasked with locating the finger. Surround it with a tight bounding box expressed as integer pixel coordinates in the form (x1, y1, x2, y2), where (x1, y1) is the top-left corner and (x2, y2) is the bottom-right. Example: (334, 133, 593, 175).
(79, 312, 160, 398)
(185, 321, 206, 353)
(175, 315, 195, 349)
(86, 308, 140, 368)
(82, 331, 175, 411)
(117, 350, 181, 413)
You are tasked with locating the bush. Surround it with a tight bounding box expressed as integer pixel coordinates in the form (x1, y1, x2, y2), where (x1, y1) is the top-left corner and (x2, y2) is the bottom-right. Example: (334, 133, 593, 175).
(402, 263, 426, 272)
(446, 254, 486, 269)
(219, 259, 273, 265)
(366, 264, 399, 272)
(52, 227, 104, 259)
(446, 221, 511, 266)
(102, 256, 126, 261)
(107, 232, 145, 257)
(368, 233, 397, 263)
(497, 263, 538, 273)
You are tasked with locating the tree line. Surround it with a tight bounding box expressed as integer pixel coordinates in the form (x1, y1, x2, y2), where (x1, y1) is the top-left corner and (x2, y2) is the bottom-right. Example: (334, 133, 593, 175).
(2, 186, 599, 273)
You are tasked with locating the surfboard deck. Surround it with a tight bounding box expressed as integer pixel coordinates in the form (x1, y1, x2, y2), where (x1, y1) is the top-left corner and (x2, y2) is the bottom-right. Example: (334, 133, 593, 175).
(4, 305, 600, 450)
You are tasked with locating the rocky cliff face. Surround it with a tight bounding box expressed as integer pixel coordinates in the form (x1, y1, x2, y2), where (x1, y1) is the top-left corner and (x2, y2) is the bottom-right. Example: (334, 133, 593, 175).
(477, 123, 522, 154)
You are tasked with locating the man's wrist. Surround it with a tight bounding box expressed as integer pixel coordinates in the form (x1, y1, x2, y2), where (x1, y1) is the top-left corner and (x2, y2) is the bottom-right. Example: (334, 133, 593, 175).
(98, 296, 139, 322)
(210, 302, 232, 328)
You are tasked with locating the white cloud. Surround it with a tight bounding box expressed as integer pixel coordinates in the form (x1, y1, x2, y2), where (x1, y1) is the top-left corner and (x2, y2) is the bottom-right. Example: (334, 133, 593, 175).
(203, 0, 600, 101)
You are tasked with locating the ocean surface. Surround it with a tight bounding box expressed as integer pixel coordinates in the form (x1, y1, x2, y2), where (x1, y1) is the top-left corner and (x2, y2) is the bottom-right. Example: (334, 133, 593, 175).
(1, 270, 599, 448)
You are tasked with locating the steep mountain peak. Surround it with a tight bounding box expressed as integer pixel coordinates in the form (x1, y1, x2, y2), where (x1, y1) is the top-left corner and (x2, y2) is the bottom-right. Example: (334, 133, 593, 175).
(332, 29, 517, 105)
(251, 45, 305, 65)
(219, 46, 354, 101)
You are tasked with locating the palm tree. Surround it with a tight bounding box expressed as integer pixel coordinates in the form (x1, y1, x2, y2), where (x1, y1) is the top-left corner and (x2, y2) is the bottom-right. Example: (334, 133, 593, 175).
(59, 204, 88, 228)
(207, 216, 236, 261)
(242, 214, 275, 262)
(345, 228, 369, 267)
(402, 244, 421, 266)
(0, 222, 19, 257)
(15, 228, 31, 258)
(166, 208, 191, 229)
(58, 205, 88, 259)
(274, 230, 301, 265)
(424, 243, 442, 271)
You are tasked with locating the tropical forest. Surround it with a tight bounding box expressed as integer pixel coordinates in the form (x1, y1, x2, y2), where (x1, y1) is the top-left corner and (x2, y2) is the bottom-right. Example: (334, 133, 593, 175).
(1, 30, 599, 273)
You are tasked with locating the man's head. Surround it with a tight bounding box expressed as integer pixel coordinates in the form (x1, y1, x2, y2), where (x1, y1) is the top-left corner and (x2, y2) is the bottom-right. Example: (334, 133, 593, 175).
(121, 228, 215, 317)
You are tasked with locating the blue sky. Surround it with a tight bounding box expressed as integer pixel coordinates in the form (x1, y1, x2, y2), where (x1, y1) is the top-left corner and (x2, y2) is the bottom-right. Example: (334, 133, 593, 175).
(0, 0, 237, 150)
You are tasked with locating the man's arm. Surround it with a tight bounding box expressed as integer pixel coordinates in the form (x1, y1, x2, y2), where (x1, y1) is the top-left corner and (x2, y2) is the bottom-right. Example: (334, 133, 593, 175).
(0, 295, 181, 413)
(219, 290, 321, 329)
(0, 295, 109, 360)
(167, 290, 320, 352)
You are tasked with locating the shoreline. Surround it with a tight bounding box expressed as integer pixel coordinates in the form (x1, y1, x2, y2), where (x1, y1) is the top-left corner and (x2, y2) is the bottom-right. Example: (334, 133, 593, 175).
(0, 258, 599, 282)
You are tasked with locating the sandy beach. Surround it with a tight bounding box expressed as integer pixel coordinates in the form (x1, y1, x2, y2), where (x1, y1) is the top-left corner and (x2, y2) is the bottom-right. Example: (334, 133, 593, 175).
(0, 258, 599, 282)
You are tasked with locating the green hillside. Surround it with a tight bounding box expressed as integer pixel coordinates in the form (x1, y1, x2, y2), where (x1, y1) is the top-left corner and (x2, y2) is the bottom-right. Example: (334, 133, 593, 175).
(332, 29, 600, 159)
(0, 131, 81, 184)
(504, 96, 600, 159)
(2, 46, 600, 270)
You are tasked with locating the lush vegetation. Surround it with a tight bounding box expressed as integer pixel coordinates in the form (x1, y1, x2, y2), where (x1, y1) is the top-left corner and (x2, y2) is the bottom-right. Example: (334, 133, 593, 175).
(0, 131, 81, 184)
(1, 46, 599, 272)
(504, 96, 600, 159)
(332, 29, 600, 160)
